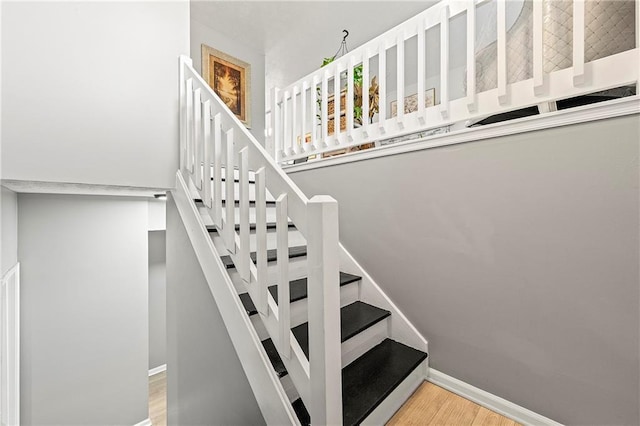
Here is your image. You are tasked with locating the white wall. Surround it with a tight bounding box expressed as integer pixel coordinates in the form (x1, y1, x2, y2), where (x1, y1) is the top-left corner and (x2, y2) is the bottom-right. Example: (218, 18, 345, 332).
(18, 194, 149, 425)
(1, 1, 189, 189)
(149, 230, 167, 370)
(190, 17, 266, 144)
(289, 114, 640, 425)
(1, 186, 18, 276)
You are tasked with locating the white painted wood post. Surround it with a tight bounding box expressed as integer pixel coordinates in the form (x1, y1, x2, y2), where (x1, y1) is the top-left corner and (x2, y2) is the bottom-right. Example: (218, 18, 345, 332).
(179, 56, 192, 174)
(417, 18, 426, 124)
(466, 2, 476, 112)
(224, 129, 236, 253)
(301, 81, 308, 152)
(254, 167, 268, 315)
(440, 5, 450, 119)
(238, 147, 251, 282)
(269, 87, 281, 161)
(306, 196, 342, 426)
(396, 32, 405, 129)
(193, 88, 203, 189)
(212, 113, 223, 228)
(321, 72, 329, 147)
(276, 194, 290, 359)
(333, 65, 341, 145)
(283, 91, 290, 158)
(292, 86, 299, 155)
(497, 0, 508, 104)
(203, 100, 213, 208)
(378, 43, 387, 133)
(533, 0, 544, 95)
(311, 76, 319, 149)
(362, 51, 370, 135)
(347, 56, 355, 141)
(185, 78, 194, 174)
(572, 0, 586, 86)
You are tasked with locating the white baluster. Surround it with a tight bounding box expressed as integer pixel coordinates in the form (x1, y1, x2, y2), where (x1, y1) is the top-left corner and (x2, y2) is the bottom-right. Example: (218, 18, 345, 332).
(301, 81, 308, 152)
(283, 91, 290, 159)
(573, 0, 586, 86)
(311, 76, 319, 150)
(321, 72, 329, 147)
(362, 51, 370, 136)
(346, 56, 355, 141)
(269, 87, 281, 162)
(238, 147, 250, 283)
(333, 65, 341, 144)
(533, 0, 544, 95)
(466, 2, 477, 111)
(378, 43, 387, 133)
(179, 59, 187, 173)
(212, 113, 222, 228)
(193, 88, 203, 189)
(417, 18, 426, 124)
(440, 5, 450, 118)
(307, 195, 342, 426)
(292, 86, 298, 155)
(276, 194, 290, 359)
(255, 167, 268, 315)
(185, 78, 193, 174)
(396, 32, 405, 128)
(203, 100, 212, 208)
(497, 0, 508, 104)
(224, 128, 236, 253)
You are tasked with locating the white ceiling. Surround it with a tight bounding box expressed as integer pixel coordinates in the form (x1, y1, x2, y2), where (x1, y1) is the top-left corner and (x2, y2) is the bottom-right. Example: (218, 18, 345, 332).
(190, 1, 437, 88)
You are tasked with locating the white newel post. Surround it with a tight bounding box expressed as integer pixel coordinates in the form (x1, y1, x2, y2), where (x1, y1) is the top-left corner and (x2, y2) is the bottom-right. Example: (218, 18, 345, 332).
(307, 196, 342, 425)
(269, 87, 281, 162)
(179, 56, 193, 175)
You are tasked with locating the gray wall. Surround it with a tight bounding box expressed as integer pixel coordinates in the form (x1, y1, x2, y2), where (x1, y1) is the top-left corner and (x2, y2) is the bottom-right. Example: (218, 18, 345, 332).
(166, 194, 265, 426)
(1, 186, 18, 275)
(289, 115, 640, 425)
(190, 17, 266, 144)
(18, 194, 149, 425)
(1, 1, 189, 188)
(149, 230, 167, 370)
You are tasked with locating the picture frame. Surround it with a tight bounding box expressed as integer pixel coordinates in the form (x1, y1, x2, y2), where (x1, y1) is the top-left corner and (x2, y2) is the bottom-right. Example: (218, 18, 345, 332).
(391, 88, 436, 117)
(201, 44, 251, 128)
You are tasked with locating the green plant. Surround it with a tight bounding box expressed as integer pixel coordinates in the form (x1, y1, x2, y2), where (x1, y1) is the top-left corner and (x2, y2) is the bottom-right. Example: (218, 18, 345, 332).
(316, 57, 365, 125)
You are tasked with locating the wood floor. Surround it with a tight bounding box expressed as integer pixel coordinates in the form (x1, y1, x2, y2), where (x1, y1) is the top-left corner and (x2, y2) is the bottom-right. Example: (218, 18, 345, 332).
(387, 381, 520, 426)
(148, 373, 517, 425)
(149, 371, 167, 426)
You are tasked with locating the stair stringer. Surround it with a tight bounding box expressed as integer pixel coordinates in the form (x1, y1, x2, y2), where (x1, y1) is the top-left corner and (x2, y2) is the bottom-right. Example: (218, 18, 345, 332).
(338, 243, 429, 359)
(173, 171, 300, 426)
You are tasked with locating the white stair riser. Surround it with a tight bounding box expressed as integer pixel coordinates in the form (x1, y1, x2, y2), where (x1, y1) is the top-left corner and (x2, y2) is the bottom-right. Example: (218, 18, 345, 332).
(196, 182, 276, 202)
(210, 229, 307, 253)
(341, 319, 388, 368)
(250, 281, 359, 340)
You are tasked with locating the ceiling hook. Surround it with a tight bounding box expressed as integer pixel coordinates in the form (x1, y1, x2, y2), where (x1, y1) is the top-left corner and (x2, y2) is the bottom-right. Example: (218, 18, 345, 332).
(342, 29, 349, 42)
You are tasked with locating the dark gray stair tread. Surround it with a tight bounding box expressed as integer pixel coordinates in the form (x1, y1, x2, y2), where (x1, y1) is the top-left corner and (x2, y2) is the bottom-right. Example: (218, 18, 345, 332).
(291, 339, 427, 426)
(261, 301, 390, 379)
(194, 198, 276, 206)
(221, 246, 307, 269)
(292, 301, 390, 358)
(342, 339, 428, 425)
(240, 272, 360, 317)
(238, 293, 257, 316)
(206, 222, 296, 233)
(217, 177, 255, 183)
(268, 272, 361, 305)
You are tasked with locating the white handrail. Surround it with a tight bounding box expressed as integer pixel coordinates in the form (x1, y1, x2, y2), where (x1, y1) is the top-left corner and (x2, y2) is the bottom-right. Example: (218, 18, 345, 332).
(179, 56, 342, 424)
(267, 0, 639, 164)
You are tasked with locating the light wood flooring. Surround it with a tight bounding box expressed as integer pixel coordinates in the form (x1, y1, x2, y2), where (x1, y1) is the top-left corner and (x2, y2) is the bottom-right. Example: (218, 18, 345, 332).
(149, 370, 167, 426)
(148, 373, 518, 425)
(387, 381, 520, 426)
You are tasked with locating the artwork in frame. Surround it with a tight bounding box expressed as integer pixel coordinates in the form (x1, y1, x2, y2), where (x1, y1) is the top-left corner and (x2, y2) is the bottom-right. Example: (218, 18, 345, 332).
(201, 44, 251, 128)
(391, 88, 436, 117)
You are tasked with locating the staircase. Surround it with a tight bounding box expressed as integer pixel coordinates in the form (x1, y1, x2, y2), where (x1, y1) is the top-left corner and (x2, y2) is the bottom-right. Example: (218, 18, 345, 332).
(175, 55, 429, 424)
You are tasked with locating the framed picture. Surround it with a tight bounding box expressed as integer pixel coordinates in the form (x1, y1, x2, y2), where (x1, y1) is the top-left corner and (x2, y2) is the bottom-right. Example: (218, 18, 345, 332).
(201, 44, 251, 128)
(391, 88, 436, 117)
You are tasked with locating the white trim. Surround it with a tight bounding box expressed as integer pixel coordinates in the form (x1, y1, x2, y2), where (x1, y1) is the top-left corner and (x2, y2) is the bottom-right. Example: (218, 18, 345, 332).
(1, 180, 167, 198)
(285, 96, 640, 173)
(427, 368, 563, 426)
(132, 418, 152, 426)
(148, 364, 166, 377)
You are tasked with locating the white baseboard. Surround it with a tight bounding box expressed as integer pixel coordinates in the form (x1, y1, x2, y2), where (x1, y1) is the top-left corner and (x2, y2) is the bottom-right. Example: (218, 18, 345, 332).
(148, 364, 167, 376)
(427, 368, 563, 426)
(133, 418, 152, 426)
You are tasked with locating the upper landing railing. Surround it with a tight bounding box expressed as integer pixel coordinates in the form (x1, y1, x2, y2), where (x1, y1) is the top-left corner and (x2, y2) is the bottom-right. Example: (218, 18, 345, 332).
(266, 0, 639, 164)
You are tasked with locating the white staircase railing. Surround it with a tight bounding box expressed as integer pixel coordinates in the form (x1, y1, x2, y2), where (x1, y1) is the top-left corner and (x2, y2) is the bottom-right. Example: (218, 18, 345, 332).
(267, 0, 639, 164)
(179, 56, 342, 424)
